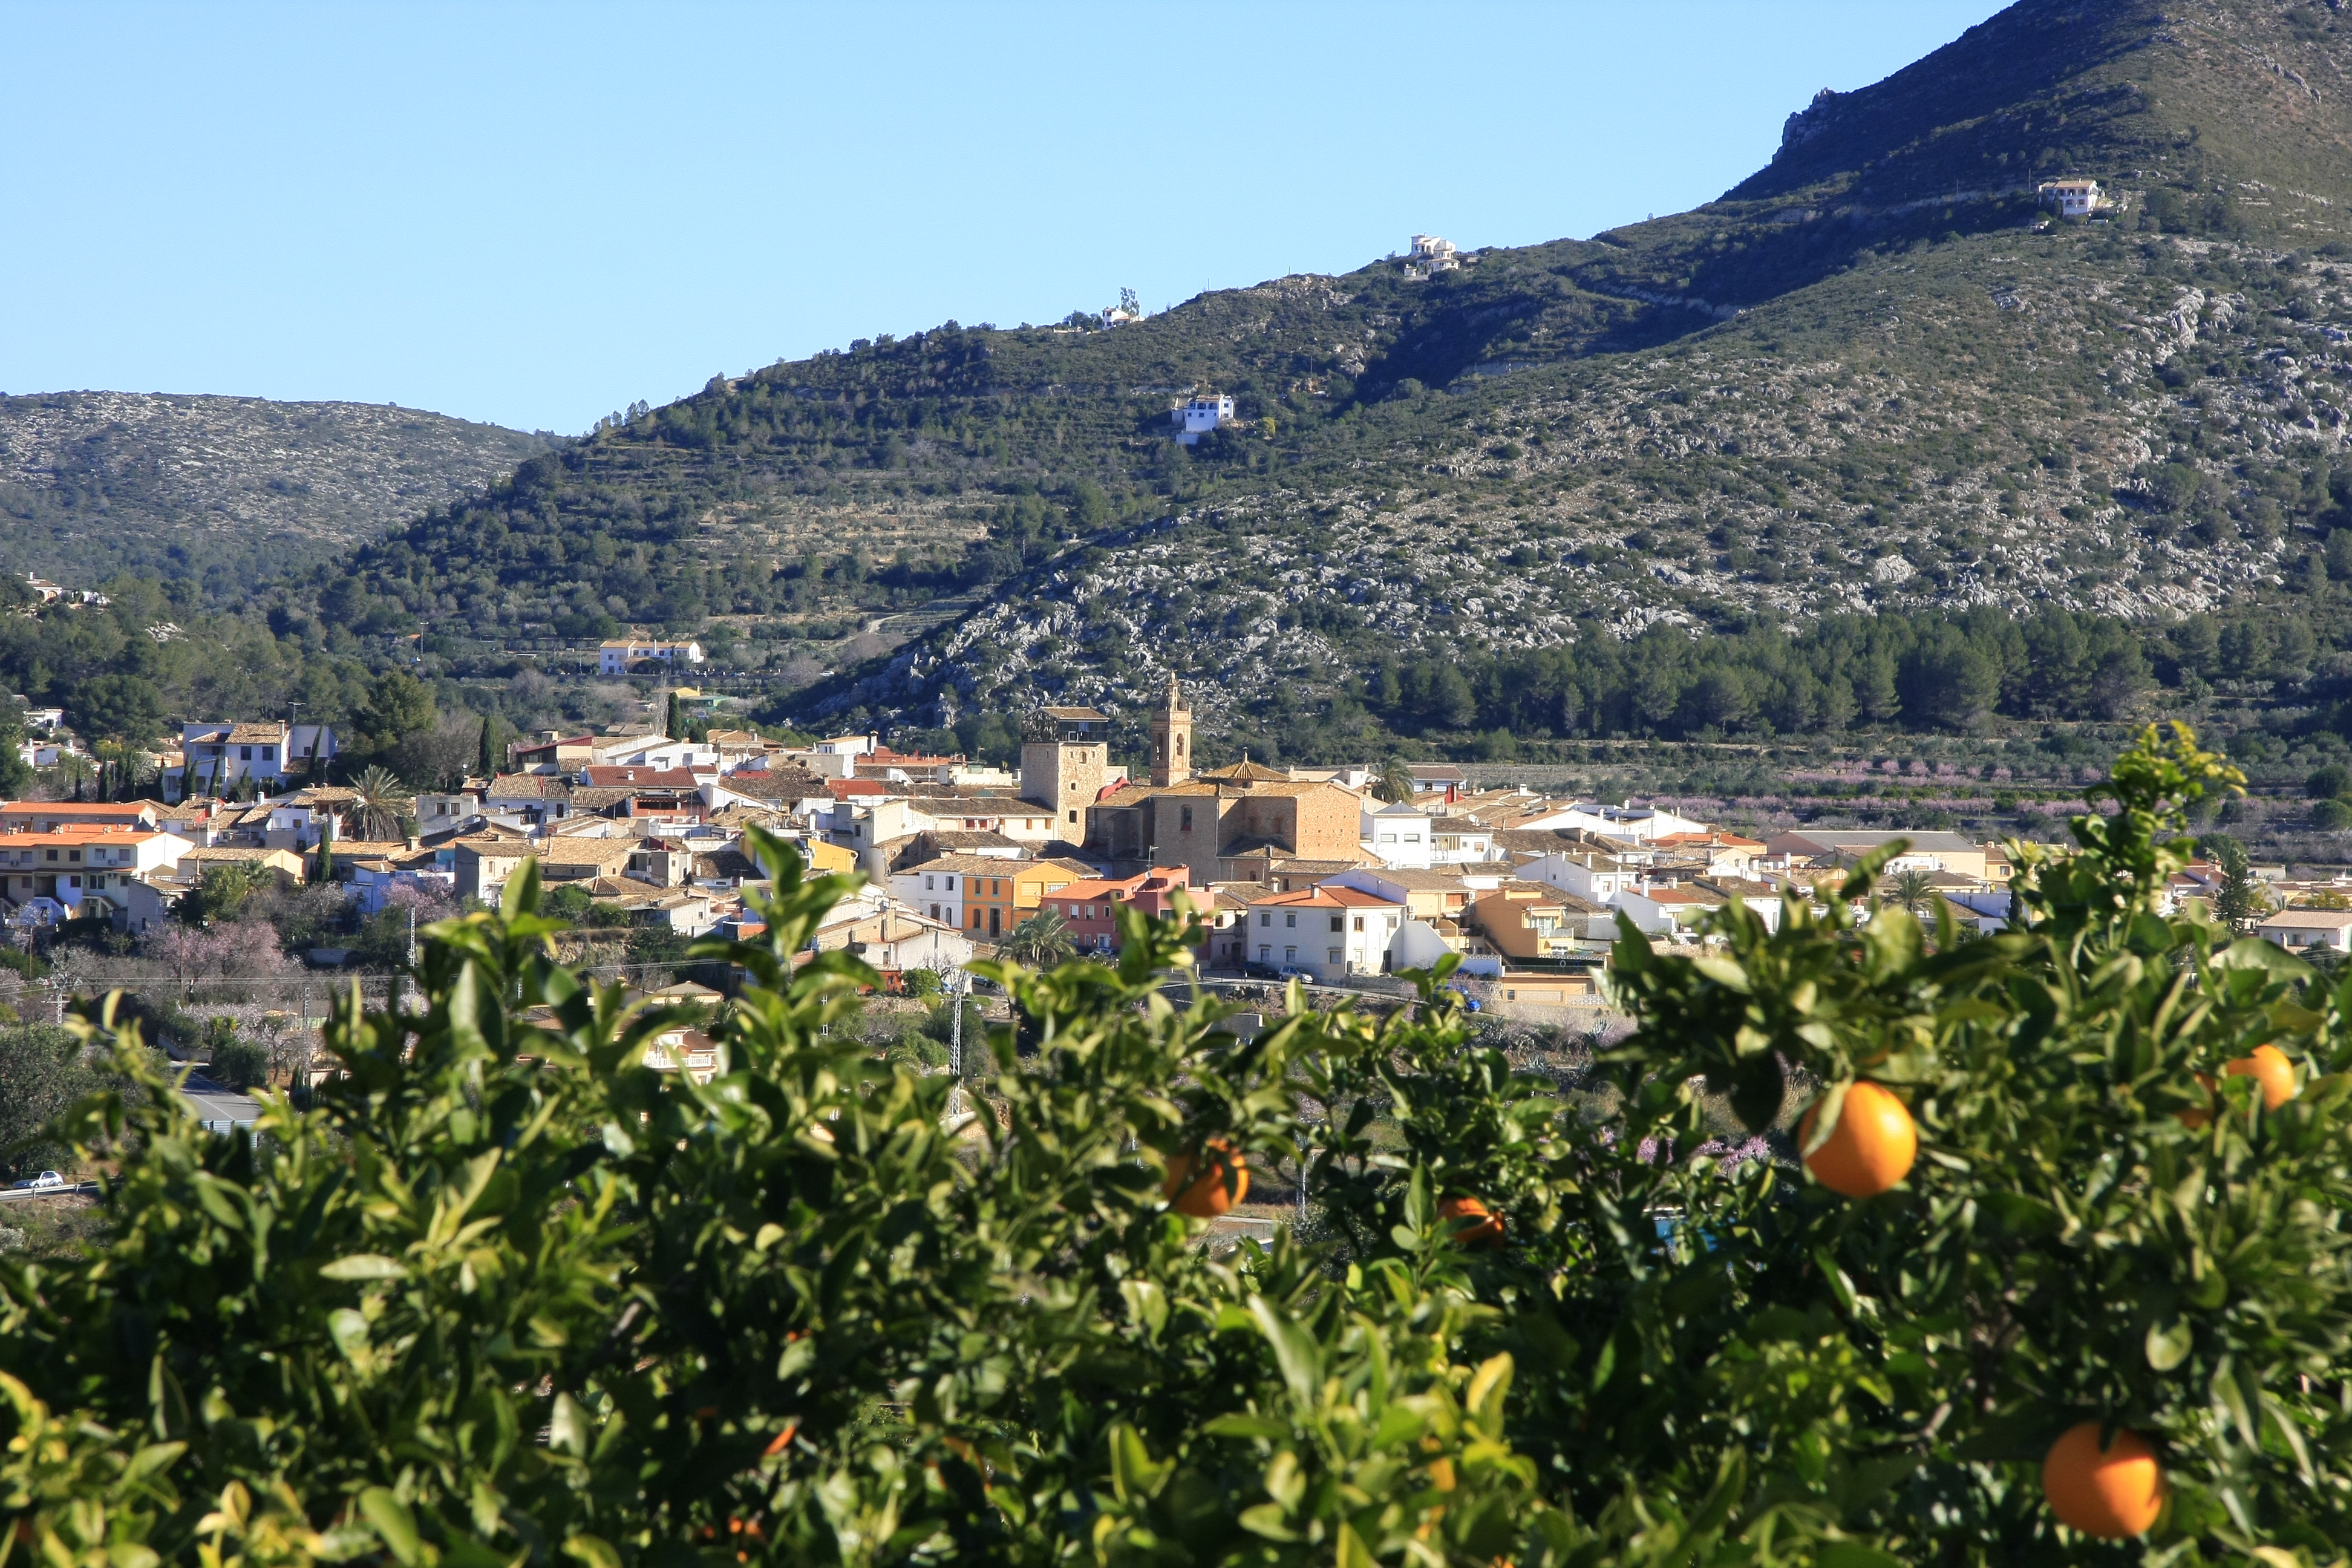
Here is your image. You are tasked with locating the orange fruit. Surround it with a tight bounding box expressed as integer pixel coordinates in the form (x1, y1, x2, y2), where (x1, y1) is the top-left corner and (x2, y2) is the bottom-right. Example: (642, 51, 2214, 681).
(1799, 1080, 1918, 1198)
(2224, 1044, 2296, 1111)
(1165, 1138, 1247, 1217)
(2042, 1421, 2165, 1538)
(1438, 1195, 1504, 1249)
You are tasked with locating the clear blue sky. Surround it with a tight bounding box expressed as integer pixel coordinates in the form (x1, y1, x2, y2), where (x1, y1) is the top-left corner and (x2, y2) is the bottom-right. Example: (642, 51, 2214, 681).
(1, 2, 2005, 436)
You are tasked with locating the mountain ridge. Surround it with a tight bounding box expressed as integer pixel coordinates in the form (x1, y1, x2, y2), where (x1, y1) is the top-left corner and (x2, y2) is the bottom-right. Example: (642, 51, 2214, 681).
(0, 390, 554, 598)
(235, 0, 2352, 771)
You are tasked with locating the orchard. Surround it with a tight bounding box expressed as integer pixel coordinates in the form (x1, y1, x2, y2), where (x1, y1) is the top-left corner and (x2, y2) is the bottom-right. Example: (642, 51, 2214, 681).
(3, 724, 2350, 1566)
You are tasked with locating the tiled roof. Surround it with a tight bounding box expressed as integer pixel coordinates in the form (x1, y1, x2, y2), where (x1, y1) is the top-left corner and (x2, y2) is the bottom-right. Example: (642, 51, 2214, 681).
(722, 769, 830, 802)
(485, 775, 573, 799)
(581, 766, 701, 788)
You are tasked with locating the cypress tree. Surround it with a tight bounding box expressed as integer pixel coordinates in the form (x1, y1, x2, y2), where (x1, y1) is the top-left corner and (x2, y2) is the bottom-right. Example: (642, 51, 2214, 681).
(665, 691, 682, 741)
(477, 716, 495, 778)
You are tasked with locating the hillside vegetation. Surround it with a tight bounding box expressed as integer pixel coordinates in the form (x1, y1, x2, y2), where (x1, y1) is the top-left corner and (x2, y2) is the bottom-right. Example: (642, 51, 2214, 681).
(258, 2, 2352, 773)
(0, 392, 552, 598)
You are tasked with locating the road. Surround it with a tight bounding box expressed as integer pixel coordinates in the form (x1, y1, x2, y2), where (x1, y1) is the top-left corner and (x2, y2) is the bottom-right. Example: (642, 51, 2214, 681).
(0, 1181, 97, 1201)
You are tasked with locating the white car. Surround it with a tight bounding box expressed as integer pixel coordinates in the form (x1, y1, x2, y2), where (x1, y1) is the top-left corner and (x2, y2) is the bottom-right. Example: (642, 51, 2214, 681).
(9, 1171, 65, 1191)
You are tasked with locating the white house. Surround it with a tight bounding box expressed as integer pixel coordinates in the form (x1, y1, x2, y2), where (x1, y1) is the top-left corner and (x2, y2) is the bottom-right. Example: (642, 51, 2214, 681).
(889, 853, 1016, 930)
(0, 827, 196, 918)
(1429, 817, 1498, 866)
(1171, 394, 1236, 445)
(1520, 851, 1649, 905)
(1241, 884, 1405, 982)
(1361, 799, 1433, 869)
(588, 734, 717, 771)
(1408, 234, 1460, 271)
(1525, 801, 1711, 841)
(2037, 179, 2102, 217)
(1612, 885, 1725, 938)
(597, 639, 706, 676)
(2257, 908, 2352, 953)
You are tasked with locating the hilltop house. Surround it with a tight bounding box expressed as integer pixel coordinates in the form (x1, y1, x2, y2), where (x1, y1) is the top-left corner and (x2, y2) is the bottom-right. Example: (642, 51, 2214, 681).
(2037, 179, 2103, 217)
(1171, 394, 1236, 445)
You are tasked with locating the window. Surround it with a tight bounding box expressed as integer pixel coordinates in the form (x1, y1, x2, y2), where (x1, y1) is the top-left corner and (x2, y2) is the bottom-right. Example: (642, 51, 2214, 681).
(1259, 911, 1270, 927)
(1285, 912, 1296, 929)
(1353, 916, 1365, 932)
(262, 747, 275, 760)
(925, 875, 935, 890)
(1328, 948, 1341, 964)
(945, 876, 956, 892)
(1068, 810, 1079, 823)
(1330, 915, 1343, 933)
(44, 849, 56, 862)
(240, 746, 253, 760)
(1284, 946, 1296, 962)
(1258, 944, 1271, 962)
(930, 904, 940, 920)
(1180, 805, 1194, 833)
(1379, 833, 1395, 844)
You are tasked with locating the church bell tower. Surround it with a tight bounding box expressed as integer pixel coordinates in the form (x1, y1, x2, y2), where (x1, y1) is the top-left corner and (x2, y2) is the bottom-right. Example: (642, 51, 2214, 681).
(1149, 673, 1192, 788)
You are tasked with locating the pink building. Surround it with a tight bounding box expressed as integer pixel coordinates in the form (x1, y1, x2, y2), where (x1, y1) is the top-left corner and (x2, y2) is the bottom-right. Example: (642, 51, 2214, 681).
(1042, 865, 1192, 952)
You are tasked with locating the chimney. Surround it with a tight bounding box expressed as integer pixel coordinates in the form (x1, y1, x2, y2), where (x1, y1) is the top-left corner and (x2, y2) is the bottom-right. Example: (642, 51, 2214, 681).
(541, 730, 560, 743)
(405, 834, 420, 852)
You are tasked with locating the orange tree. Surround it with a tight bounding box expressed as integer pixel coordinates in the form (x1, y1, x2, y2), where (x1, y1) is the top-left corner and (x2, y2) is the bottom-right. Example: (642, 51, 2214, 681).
(0, 724, 2348, 1566)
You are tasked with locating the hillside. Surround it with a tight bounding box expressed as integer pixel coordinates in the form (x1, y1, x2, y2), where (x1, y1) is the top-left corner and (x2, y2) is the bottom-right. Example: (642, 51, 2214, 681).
(0, 391, 554, 596)
(279, 0, 2352, 767)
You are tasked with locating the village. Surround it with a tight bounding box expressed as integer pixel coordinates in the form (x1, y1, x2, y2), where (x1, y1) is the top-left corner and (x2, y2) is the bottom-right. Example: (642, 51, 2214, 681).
(10, 671, 2350, 1079)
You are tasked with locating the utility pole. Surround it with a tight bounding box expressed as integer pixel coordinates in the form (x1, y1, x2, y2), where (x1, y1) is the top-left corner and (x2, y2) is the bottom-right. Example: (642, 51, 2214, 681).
(947, 967, 965, 1124)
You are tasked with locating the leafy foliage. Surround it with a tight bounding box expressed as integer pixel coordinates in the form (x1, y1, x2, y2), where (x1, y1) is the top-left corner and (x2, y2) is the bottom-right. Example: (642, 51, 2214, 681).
(5, 733, 2352, 1564)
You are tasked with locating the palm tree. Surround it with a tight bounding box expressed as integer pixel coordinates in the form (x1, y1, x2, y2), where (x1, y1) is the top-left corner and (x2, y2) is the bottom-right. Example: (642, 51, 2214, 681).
(999, 909, 1076, 969)
(1888, 867, 1935, 917)
(350, 765, 412, 842)
(1374, 757, 1417, 805)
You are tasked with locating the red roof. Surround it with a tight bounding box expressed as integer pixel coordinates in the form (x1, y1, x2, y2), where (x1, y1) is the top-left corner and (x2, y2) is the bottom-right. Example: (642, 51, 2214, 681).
(826, 779, 889, 800)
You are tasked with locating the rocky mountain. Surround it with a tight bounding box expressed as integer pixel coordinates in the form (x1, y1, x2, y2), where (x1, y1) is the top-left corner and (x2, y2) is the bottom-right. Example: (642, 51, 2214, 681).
(0, 391, 553, 597)
(285, 0, 2352, 766)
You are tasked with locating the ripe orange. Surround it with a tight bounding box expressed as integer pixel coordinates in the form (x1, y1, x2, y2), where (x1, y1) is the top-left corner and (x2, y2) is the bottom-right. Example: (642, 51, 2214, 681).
(1799, 1080, 1918, 1198)
(1437, 1195, 1504, 1249)
(2042, 1422, 2165, 1538)
(2224, 1044, 2297, 1111)
(1165, 1138, 1247, 1217)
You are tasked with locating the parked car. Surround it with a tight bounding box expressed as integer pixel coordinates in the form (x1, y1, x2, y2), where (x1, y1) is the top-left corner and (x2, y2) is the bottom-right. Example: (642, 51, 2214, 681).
(1276, 967, 1318, 987)
(9, 1171, 65, 1191)
(1241, 960, 1283, 981)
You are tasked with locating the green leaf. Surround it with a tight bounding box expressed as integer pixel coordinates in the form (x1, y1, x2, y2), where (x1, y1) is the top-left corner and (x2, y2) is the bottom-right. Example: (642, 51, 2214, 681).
(2145, 1315, 2193, 1372)
(1247, 1296, 1324, 1414)
(1817, 1543, 1907, 1568)
(359, 1488, 420, 1567)
(561, 1537, 621, 1568)
(319, 1254, 407, 1281)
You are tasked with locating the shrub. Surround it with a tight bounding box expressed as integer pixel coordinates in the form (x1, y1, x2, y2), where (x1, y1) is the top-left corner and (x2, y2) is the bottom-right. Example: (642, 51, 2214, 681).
(4, 744, 2351, 1563)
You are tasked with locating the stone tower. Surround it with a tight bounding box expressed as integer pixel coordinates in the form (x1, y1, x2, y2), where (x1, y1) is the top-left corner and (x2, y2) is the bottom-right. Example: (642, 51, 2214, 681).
(1148, 673, 1192, 788)
(1020, 707, 1111, 837)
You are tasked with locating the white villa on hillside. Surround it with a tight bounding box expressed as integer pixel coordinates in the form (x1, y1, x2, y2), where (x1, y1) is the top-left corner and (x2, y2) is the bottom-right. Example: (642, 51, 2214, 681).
(599, 638, 706, 676)
(1171, 394, 1236, 445)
